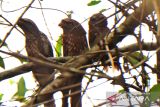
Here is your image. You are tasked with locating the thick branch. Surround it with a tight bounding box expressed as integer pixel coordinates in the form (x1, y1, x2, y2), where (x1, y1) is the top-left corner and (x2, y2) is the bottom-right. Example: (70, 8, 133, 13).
(0, 63, 34, 81)
(152, 0, 160, 83)
(105, 0, 156, 47)
(119, 42, 157, 52)
(0, 42, 157, 82)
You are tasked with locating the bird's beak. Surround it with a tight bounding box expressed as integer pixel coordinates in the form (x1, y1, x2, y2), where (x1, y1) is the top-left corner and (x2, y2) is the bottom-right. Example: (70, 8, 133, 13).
(58, 22, 62, 27)
(17, 18, 25, 25)
(17, 19, 23, 26)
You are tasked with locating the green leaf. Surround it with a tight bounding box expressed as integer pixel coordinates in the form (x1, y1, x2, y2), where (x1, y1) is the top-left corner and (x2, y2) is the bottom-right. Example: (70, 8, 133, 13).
(87, 0, 101, 6)
(126, 52, 147, 66)
(131, 52, 147, 60)
(9, 79, 15, 85)
(99, 9, 107, 13)
(55, 36, 62, 57)
(0, 56, 5, 69)
(0, 93, 3, 101)
(154, 64, 157, 69)
(118, 89, 125, 94)
(126, 56, 138, 66)
(18, 58, 27, 63)
(12, 77, 28, 102)
(17, 77, 27, 97)
(149, 84, 160, 102)
(0, 39, 8, 47)
(12, 94, 26, 102)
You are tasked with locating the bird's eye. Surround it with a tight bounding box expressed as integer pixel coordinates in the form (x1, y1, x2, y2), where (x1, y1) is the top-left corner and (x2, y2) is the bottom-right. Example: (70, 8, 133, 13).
(91, 18, 96, 22)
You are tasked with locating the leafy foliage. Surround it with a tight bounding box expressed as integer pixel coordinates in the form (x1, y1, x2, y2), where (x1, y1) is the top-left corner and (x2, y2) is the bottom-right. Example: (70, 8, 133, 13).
(17, 57, 27, 63)
(87, 0, 101, 6)
(9, 79, 15, 85)
(125, 52, 147, 66)
(0, 93, 3, 101)
(0, 56, 5, 69)
(0, 39, 8, 48)
(99, 9, 107, 13)
(149, 84, 160, 102)
(118, 89, 125, 94)
(55, 35, 62, 57)
(12, 77, 28, 102)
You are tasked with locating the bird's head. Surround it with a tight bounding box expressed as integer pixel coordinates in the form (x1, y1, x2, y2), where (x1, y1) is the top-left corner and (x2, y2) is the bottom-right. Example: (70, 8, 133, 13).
(59, 18, 77, 30)
(89, 13, 108, 27)
(17, 18, 40, 35)
(59, 18, 86, 34)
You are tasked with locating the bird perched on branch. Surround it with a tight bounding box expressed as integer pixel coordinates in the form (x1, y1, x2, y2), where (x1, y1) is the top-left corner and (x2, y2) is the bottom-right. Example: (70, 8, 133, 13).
(88, 13, 110, 48)
(17, 18, 55, 107)
(88, 13, 113, 67)
(59, 18, 88, 107)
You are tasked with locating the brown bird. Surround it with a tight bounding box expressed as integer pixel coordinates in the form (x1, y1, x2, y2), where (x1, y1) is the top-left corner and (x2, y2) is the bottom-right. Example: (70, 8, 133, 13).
(59, 18, 88, 107)
(17, 18, 55, 107)
(88, 13, 113, 68)
(88, 13, 110, 48)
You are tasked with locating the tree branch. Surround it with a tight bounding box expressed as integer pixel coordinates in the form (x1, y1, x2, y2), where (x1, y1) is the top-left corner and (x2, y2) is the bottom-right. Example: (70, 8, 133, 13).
(152, 0, 160, 83)
(105, 0, 156, 48)
(0, 63, 34, 81)
(0, 42, 158, 82)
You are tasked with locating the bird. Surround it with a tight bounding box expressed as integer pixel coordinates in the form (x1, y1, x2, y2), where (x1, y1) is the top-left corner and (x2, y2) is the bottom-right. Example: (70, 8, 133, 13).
(88, 13, 110, 48)
(17, 18, 55, 107)
(59, 18, 88, 107)
(88, 13, 113, 69)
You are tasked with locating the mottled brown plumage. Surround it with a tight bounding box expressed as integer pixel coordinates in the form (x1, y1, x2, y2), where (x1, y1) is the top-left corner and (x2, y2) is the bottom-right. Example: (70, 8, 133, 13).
(59, 18, 88, 56)
(88, 13, 113, 68)
(17, 18, 55, 107)
(59, 18, 88, 107)
(88, 13, 110, 48)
